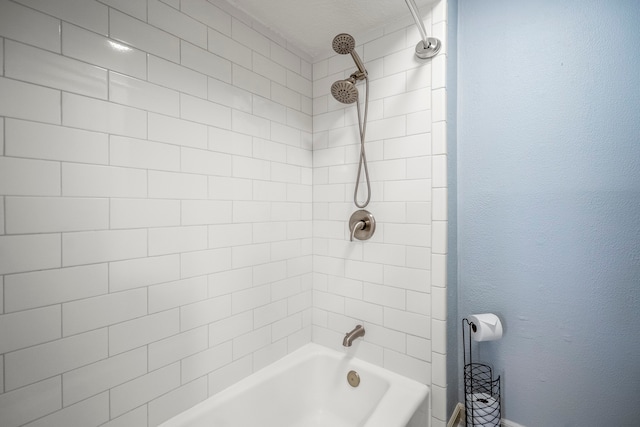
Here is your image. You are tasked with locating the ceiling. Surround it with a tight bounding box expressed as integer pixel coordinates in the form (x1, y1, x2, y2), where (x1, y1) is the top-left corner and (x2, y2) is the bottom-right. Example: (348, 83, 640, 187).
(221, 0, 438, 59)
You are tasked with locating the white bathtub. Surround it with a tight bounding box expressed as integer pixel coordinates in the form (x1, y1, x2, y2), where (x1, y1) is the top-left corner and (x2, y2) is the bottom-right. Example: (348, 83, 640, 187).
(160, 343, 429, 427)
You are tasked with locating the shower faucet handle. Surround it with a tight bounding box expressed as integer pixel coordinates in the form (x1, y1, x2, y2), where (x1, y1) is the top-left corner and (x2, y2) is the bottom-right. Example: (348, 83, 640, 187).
(349, 210, 375, 242)
(350, 220, 365, 242)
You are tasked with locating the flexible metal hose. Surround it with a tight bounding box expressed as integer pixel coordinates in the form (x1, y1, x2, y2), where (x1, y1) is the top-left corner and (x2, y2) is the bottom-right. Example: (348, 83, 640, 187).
(353, 76, 371, 208)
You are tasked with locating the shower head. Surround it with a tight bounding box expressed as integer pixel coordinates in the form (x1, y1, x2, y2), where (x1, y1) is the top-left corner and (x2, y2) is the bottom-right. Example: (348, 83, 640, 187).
(332, 33, 356, 55)
(331, 77, 359, 104)
(332, 33, 367, 78)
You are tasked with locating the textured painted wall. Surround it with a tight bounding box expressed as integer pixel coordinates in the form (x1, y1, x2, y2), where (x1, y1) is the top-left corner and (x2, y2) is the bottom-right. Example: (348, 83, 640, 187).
(457, 0, 640, 425)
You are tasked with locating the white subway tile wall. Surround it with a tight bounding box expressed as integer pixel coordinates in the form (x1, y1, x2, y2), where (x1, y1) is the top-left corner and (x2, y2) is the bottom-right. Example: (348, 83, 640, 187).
(0, 0, 448, 426)
(0, 0, 312, 425)
(312, 3, 448, 426)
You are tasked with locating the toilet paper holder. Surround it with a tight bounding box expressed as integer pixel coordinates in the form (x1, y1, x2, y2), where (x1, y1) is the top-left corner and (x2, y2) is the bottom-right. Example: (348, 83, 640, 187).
(462, 318, 501, 427)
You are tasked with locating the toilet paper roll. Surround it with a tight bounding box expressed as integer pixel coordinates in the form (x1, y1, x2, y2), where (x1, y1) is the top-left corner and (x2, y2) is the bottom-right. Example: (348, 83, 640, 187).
(467, 393, 500, 427)
(468, 313, 503, 342)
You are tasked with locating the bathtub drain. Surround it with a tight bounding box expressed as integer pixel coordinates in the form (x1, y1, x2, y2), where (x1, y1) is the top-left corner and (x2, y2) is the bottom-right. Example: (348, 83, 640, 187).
(347, 370, 360, 387)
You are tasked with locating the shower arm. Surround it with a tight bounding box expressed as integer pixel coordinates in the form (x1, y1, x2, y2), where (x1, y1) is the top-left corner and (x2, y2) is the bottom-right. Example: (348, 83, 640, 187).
(404, 0, 441, 59)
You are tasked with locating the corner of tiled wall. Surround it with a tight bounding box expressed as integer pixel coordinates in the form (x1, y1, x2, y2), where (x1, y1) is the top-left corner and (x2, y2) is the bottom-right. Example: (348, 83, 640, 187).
(0, 0, 313, 425)
(430, 0, 449, 426)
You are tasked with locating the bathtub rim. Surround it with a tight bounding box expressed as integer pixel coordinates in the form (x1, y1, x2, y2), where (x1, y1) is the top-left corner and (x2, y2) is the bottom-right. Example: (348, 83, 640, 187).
(159, 342, 429, 427)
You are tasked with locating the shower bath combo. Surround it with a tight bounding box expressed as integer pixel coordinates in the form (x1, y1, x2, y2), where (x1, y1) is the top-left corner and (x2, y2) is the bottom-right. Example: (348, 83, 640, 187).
(331, 0, 440, 242)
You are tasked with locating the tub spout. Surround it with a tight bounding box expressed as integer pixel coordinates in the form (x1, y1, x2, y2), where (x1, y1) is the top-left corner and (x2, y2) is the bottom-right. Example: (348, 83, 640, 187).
(343, 325, 365, 347)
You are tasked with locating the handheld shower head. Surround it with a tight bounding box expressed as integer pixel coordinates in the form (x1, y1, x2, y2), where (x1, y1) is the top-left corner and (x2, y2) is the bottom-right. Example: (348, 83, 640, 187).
(331, 33, 367, 78)
(332, 33, 356, 55)
(330, 34, 372, 208)
(331, 77, 358, 104)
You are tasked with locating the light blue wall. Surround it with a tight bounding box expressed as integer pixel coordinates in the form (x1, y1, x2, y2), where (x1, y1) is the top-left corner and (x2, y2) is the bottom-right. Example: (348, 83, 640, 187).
(456, 0, 640, 425)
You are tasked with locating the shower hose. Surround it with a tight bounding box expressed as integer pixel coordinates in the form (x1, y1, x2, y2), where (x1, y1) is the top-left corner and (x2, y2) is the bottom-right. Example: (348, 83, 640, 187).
(354, 77, 371, 208)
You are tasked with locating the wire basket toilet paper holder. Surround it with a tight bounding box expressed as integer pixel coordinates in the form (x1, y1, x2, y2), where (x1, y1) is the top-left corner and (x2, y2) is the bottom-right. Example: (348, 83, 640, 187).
(463, 318, 501, 427)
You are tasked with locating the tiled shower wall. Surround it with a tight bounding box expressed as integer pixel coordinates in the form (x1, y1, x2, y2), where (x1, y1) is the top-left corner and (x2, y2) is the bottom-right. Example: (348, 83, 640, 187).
(0, 0, 313, 425)
(312, 2, 448, 426)
(0, 0, 448, 426)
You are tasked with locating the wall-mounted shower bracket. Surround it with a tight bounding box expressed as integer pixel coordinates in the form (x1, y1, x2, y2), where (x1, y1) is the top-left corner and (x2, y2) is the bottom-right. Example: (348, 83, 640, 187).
(404, 0, 442, 59)
(349, 210, 376, 242)
(414, 37, 441, 59)
(350, 71, 367, 81)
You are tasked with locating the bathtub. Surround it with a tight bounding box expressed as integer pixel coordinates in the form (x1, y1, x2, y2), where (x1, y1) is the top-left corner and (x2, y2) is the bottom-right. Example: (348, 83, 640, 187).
(160, 343, 429, 427)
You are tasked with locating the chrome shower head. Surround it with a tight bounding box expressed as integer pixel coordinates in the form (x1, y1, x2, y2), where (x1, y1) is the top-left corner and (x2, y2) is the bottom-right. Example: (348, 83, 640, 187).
(331, 77, 359, 104)
(331, 33, 367, 78)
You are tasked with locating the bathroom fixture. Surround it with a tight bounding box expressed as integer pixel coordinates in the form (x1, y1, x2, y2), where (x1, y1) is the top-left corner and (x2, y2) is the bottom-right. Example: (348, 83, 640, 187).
(331, 33, 367, 79)
(462, 318, 501, 427)
(330, 75, 359, 105)
(404, 0, 441, 59)
(160, 343, 428, 427)
(347, 370, 361, 387)
(343, 324, 366, 347)
(349, 210, 376, 242)
(330, 33, 371, 208)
